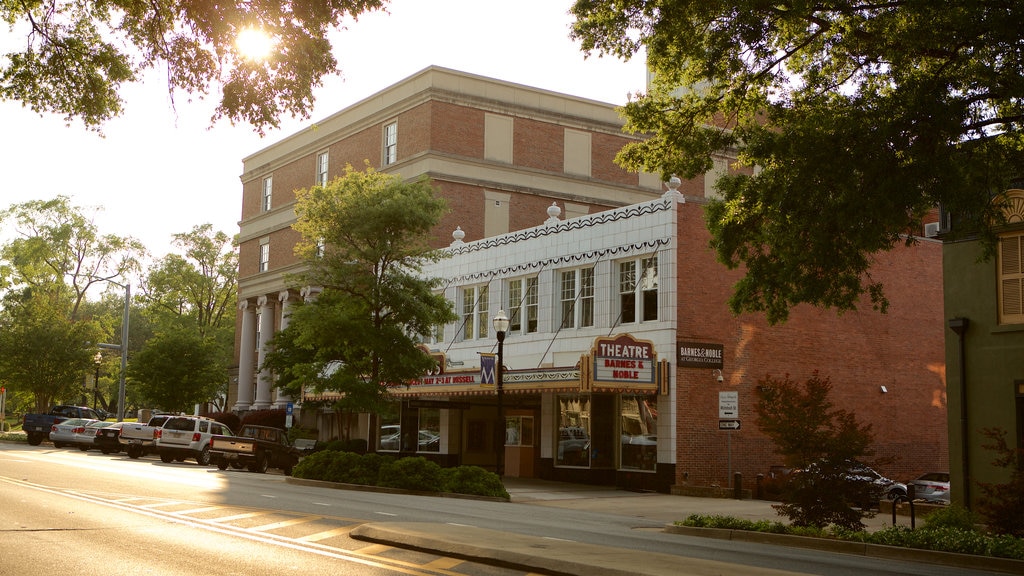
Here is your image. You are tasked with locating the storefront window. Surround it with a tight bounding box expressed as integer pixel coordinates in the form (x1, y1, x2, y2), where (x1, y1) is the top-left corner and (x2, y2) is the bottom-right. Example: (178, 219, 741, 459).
(418, 407, 441, 452)
(556, 395, 590, 467)
(378, 413, 400, 452)
(505, 416, 533, 446)
(620, 395, 658, 471)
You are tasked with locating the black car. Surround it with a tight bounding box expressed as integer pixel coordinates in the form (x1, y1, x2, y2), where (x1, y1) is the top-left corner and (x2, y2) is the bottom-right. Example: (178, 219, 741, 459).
(92, 421, 127, 454)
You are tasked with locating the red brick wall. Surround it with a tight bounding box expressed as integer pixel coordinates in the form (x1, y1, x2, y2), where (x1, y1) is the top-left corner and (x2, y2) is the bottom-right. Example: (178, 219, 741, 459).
(592, 132, 638, 186)
(514, 118, 562, 172)
(673, 201, 948, 489)
(431, 102, 484, 157)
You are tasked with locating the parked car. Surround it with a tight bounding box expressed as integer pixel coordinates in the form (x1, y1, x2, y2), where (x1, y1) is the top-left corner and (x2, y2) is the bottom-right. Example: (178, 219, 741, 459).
(23, 405, 105, 445)
(156, 416, 232, 465)
(49, 418, 98, 448)
(91, 421, 127, 454)
(846, 463, 908, 503)
(210, 424, 302, 474)
(77, 420, 116, 451)
(119, 414, 173, 459)
(908, 471, 950, 504)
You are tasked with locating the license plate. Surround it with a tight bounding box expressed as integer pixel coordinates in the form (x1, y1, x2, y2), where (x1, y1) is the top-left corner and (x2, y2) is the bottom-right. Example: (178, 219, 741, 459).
(130, 439, 141, 445)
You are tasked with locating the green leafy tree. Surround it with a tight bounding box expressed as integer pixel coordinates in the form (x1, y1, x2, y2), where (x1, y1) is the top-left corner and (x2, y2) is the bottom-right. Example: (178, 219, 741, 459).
(135, 224, 237, 410)
(264, 165, 456, 432)
(0, 289, 102, 412)
(0, 196, 142, 411)
(126, 328, 227, 412)
(755, 372, 879, 530)
(2, 0, 386, 132)
(0, 196, 144, 319)
(570, 1, 1024, 323)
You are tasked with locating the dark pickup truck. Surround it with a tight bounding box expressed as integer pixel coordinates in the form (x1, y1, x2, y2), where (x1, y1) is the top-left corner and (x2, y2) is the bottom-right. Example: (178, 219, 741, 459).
(210, 424, 302, 475)
(23, 405, 106, 446)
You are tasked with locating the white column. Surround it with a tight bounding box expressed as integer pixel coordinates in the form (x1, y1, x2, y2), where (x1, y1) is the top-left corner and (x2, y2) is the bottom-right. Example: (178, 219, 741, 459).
(253, 295, 275, 410)
(274, 290, 293, 409)
(233, 300, 256, 411)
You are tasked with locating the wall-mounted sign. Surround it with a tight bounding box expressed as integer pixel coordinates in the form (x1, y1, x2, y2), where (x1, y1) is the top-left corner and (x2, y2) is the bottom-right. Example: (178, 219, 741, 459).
(677, 341, 724, 369)
(592, 334, 657, 385)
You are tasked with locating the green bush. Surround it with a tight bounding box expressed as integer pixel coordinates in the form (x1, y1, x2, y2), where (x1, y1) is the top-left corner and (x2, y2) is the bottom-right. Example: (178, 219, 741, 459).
(292, 450, 338, 480)
(378, 456, 443, 492)
(920, 505, 980, 532)
(440, 466, 510, 499)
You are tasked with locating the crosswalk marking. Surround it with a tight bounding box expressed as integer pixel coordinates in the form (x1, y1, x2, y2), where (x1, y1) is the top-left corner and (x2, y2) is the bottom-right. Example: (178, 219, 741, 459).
(250, 515, 324, 531)
(297, 525, 356, 542)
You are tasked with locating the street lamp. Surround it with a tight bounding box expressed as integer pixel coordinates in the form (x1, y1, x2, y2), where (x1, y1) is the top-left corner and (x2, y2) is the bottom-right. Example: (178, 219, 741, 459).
(94, 279, 130, 422)
(492, 309, 510, 476)
(93, 351, 102, 411)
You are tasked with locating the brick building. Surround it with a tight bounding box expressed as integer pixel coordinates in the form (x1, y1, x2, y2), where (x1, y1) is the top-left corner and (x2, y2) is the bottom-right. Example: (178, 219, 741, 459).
(233, 66, 948, 492)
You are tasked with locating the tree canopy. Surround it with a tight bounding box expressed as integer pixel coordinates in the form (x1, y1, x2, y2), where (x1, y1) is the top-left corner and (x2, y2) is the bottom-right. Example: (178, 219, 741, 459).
(264, 166, 456, 417)
(2, 0, 386, 132)
(570, 0, 1024, 323)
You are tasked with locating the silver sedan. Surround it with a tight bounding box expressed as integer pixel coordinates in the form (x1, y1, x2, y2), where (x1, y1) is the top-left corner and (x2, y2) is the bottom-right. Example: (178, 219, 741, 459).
(49, 418, 98, 448)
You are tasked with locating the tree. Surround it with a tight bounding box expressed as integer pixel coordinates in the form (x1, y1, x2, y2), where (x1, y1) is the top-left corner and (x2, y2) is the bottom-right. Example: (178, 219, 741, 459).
(570, 1, 1024, 323)
(2, 0, 386, 133)
(142, 224, 238, 337)
(133, 224, 237, 411)
(0, 196, 141, 411)
(263, 165, 456, 430)
(755, 372, 879, 530)
(126, 328, 227, 412)
(975, 427, 1024, 537)
(0, 288, 101, 412)
(0, 196, 144, 319)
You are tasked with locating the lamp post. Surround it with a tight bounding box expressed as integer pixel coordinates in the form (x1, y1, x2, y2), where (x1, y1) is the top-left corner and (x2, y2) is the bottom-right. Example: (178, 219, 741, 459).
(492, 309, 509, 476)
(93, 351, 102, 411)
(94, 279, 130, 422)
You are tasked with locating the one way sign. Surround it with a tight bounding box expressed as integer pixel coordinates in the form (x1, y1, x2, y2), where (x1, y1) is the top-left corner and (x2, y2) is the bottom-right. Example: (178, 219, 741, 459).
(718, 419, 741, 430)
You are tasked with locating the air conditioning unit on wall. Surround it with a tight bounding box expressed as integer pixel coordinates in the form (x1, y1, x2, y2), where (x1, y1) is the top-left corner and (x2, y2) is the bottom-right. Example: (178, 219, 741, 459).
(924, 222, 941, 238)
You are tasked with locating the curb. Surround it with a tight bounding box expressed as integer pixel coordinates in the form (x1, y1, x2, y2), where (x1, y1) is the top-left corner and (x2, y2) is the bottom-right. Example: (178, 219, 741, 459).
(665, 525, 1024, 575)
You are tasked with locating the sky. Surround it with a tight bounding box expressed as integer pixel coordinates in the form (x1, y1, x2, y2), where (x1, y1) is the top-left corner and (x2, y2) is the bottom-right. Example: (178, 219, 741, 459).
(1, 1, 649, 261)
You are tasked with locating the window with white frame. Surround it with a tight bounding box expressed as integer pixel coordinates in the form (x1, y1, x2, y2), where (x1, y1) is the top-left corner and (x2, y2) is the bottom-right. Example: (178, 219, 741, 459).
(261, 176, 273, 212)
(619, 256, 658, 324)
(461, 285, 489, 340)
(383, 122, 398, 165)
(559, 267, 594, 329)
(316, 151, 329, 186)
(259, 240, 270, 272)
(507, 276, 538, 334)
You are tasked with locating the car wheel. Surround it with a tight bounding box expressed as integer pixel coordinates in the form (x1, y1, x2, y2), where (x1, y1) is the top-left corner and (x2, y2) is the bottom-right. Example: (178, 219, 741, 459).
(79, 445, 89, 452)
(196, 445, 211, 466)
(127, 445, 143, 459)
(160, 452, 174, 463)
(53, 442, 64, 448)
(888, 489, 908, 502)
(216, 458, 228, 471)
(248, 451, 269, 473)
(230, 462, 245, 470)
(27, 433, 43, 446)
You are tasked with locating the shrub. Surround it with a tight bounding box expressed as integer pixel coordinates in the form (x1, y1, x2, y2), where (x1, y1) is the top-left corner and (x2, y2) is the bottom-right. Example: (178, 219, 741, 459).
(240, 408, 287, 429)
(920, 505, 979, 532)
(207, 411, 241, 434)
(377, 457, 443, 491)
(440, 466, 510, 499)
(976, 427, 1024, 537)
(292, 450, 340, 480)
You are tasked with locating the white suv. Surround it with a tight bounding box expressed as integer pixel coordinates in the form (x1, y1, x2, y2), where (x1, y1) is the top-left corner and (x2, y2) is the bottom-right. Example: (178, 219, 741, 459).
(155, 416, 233, 465)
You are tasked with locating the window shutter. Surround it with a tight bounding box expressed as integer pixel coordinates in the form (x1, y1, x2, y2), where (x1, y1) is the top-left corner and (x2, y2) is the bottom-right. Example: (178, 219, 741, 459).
(999, 235, 1024, 323)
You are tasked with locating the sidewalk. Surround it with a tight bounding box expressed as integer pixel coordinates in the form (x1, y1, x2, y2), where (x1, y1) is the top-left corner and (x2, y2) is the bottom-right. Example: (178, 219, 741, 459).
(350, 478, 1024, 576)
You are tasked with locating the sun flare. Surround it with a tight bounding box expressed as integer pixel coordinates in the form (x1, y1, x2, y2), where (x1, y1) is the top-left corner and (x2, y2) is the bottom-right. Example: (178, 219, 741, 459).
(236, 27, 275, 61)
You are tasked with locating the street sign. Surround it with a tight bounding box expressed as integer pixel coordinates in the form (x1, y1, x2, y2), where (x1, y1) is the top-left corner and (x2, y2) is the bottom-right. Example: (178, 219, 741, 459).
(718, 391, 738, 418)
(718, 419, 741, 430)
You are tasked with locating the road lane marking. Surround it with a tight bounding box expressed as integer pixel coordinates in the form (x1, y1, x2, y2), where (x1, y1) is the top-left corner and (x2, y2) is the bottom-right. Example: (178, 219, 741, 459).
(250, 516, 323, 531)
(297, 525, 355, 542)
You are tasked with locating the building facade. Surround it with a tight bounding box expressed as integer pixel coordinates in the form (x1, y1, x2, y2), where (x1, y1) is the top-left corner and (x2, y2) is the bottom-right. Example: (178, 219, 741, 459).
(233, 67, 948, 492)
(942, 188, 1024, 509)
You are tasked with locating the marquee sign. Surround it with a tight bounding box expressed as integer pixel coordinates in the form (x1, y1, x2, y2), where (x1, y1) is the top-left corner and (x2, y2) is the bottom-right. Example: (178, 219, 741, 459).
(591, 334, 657, 387)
